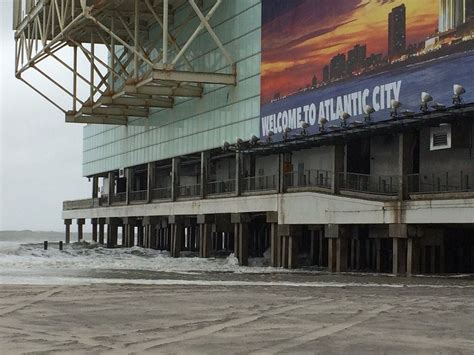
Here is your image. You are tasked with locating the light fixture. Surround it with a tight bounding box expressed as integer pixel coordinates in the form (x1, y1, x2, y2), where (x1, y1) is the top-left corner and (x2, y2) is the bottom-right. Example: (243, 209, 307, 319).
(390, 99, 402, 117)
(340, 112, 350, 127)
(453, 84, 465, 105)
(283, 127, 292, 140)
(266, 130, 274, 143)
(222, 141, 230, 151)
(249, 135, 259, 145)
(363, 105, 375, 123)
(235, 137, 243, 147)
(319, 117, 328, 132)
(300, 122, 310, 136)
(420, 92, 433, 112)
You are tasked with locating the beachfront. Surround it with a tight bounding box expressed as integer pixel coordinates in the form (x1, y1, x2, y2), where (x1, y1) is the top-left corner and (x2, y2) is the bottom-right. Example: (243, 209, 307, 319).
(1, 276, 473, 353)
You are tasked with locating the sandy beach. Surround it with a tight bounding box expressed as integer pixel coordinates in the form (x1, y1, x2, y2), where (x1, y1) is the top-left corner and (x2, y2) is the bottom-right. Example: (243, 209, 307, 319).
(1, 279, 473, 354)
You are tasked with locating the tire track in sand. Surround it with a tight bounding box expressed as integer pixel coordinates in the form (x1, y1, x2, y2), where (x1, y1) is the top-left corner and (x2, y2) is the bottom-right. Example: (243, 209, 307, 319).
(0, 287, 63, 317)
(250, 304, 394, 354)
(120, 297, 331, 353)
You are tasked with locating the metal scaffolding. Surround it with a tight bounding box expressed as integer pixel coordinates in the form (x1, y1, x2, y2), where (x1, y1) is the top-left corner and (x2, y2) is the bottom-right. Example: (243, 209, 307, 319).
(13, 0, 236, 125)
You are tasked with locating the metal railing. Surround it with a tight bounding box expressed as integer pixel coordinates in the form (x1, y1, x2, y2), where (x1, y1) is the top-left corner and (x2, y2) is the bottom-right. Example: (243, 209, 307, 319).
(285, 169, 332, 189)
(66, 170, 474, 212)
(339, 173, 400, 195)
(99, 195, 108, 206)
(241, 174, 278, 192)
(151, 187, 172, 200)
(178, 184, 201, 198)
(207, 180, 236, 195)
(407, 172, 473, 194)
(130, 190, 147, 202)
(63, 198, 100, 210)
(110, 192, 127, 204)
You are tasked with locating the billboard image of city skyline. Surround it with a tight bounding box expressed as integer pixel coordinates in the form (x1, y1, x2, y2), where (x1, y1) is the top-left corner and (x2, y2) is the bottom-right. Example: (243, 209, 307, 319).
(262, 0, 441, 103)
(260, 0, 474, 138)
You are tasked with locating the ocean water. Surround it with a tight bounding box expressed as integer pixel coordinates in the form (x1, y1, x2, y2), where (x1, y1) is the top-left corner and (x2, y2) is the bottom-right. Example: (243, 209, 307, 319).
(1, 232, 472, 287)
(0, 232, 290, 285)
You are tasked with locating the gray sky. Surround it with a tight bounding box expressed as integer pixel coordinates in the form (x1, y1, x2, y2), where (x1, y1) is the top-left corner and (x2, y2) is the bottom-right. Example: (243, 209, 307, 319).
(0, 0, 91, 232)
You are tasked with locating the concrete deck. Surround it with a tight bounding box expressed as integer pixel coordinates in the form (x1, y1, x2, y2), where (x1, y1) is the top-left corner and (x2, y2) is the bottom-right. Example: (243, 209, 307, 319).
(62, 192, 474, 225)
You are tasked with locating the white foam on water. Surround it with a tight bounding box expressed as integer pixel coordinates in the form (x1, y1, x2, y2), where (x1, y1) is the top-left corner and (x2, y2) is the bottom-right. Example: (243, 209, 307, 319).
(0, 241, 287, 276)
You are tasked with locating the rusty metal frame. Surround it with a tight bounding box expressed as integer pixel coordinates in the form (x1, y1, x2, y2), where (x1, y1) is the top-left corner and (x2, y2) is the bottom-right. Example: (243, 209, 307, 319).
(14, 0, 237, 126)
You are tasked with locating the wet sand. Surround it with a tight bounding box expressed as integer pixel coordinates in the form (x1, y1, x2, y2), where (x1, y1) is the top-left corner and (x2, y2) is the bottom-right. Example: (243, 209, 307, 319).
(1, 276, 473, 354)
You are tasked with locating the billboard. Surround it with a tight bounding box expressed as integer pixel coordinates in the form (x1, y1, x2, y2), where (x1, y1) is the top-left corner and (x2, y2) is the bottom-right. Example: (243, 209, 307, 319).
(260, 0, 474, 138)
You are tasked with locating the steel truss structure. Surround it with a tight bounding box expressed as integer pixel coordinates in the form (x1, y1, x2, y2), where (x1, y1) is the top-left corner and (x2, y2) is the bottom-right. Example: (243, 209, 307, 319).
(13, 0, 236, 125)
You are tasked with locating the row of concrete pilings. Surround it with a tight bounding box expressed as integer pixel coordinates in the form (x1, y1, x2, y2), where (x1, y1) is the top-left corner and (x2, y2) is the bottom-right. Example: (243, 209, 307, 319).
(64, 213, 474, 275)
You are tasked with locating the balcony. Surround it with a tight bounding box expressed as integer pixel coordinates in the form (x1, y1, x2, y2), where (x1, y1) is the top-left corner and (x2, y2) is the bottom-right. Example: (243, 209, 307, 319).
(151, 187, 172, 201)
(407, 172, 474, 199)
(64, 168, 474, 212)
(110, 192, 127, 205)
(63, 198, 100, 211)
(177, 184, 201, 199)
(129, 190, 147, 203)
(339, 173, 400, 199)
(207, 180, 236, 196)
(285, 169, 332, 191)
(241, 175, 278, 193)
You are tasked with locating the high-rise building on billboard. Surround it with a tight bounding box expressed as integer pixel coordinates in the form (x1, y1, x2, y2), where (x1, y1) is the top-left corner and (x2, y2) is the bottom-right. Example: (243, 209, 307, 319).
(439, 0, 466, 32)
(347, 44, 367, 73)
(330, 53, 346, 80)
(388, 4, 406, 57)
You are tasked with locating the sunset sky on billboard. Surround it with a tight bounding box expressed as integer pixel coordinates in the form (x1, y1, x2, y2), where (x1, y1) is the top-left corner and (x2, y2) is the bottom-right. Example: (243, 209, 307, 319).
(261, 0, 438, 103)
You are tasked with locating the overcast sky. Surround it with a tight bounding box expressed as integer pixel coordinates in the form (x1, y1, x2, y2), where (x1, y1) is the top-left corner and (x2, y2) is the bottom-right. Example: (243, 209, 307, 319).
(0, 1, 91, 232)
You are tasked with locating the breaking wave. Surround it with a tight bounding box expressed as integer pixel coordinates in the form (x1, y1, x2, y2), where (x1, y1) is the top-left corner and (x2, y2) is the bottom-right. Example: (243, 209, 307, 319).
(0, 240, 278, 275)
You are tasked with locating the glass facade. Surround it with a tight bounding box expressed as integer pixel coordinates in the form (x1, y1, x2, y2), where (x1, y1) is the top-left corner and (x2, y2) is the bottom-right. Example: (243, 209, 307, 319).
(82, 0, 262, 177)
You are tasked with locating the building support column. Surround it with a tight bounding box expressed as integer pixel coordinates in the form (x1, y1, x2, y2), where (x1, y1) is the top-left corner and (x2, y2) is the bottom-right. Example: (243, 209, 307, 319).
(288, 235, 298, 269)
(123, 217, 136, 248)
(232, 213, 250, 266)
(328, 238, 337, 272)
(325, 224, 349, 272)
(336, 237, 348, 272)
(407, 237, 414, 276)
(278, 224, 301, 269)
(375, 238, 382, 272)
(169, 215, 184, 258)
(98, 218, 105, 245)
(91, 218, 98, 242)
(143, 216, 159, 249)
(77, 219, 85, 242)
(197, 215, 214, 258)
(266, 212, 280, 267)
(137, 223, 143, 247)
(64, 219, 72, 244)
(270, 223, 280, 267)
(319, 231, 324, 266)
(393, 238, 407, 275)
(106, 218, 120, 248)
